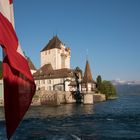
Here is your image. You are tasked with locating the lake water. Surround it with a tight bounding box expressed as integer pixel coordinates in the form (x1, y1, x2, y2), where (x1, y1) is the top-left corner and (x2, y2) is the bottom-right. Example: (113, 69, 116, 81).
(0, 85, 140, 140)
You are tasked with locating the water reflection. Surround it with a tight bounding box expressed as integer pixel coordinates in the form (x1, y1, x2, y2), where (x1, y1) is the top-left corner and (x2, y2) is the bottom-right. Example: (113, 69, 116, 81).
(25, 104, 94, 119)
(0, 106, 4, 120)
(1, 86, 140, 139)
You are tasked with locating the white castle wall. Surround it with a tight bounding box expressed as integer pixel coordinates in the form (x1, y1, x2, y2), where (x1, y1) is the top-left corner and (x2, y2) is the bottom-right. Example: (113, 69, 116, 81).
(30, 70, 36, 74)
(41, 49, 57, 69)
(35, 78, 72, 92)
(40, 44, 70, 70)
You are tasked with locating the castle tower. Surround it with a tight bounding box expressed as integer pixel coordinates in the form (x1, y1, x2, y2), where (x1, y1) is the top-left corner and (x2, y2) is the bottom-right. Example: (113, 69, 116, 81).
(40, 36, 70, 70)
(81, 60, 97, 104)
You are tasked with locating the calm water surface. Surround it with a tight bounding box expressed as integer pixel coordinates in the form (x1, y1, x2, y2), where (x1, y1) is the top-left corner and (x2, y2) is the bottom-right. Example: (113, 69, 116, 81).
(0, 85, 140, 140)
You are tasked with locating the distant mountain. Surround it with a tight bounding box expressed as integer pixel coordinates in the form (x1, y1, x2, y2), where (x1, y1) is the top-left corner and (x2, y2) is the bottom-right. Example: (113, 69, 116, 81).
(111, 80, 140, 85)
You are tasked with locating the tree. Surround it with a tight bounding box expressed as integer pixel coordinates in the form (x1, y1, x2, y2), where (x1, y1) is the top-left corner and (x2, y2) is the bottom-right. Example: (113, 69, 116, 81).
(101, 80, 117, 99)
(96, 75, 117, 99)
(96, 75, 102, 92)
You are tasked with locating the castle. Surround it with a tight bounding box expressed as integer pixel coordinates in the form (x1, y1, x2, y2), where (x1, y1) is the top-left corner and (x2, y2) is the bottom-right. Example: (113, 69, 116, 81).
(0, 35, 106, 105)
(31, 35, 97, 94)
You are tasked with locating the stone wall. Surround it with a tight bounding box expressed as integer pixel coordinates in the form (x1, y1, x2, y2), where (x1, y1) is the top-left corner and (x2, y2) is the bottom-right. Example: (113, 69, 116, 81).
(40, 91, 60, 106)
(93, 93, 106, 102)
(32, 90, 106, 106)
(83, 93, 94, 104)
(32, 90, 76, 106)
(82, 92, 106, 104)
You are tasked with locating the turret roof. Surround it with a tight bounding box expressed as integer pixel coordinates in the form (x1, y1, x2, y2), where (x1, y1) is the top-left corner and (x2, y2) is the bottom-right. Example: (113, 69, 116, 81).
(82, 60, 96, 83)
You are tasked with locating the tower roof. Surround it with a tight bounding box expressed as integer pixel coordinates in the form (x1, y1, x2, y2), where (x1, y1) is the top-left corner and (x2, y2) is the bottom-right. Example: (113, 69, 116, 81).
(82, 60, 96, 83)
(41, 36, 62, 52)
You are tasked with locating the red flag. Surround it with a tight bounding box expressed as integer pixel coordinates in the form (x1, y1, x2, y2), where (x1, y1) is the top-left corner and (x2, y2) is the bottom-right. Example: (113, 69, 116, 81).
(0, 0, 36, 139)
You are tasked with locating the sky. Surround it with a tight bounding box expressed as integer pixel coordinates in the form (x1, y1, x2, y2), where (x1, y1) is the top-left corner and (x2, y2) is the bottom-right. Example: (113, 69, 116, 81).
(1, 0, 140, 81)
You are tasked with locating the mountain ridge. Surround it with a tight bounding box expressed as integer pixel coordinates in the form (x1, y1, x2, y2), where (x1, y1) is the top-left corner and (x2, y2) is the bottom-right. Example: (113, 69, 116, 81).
(111, 80, 140, 85)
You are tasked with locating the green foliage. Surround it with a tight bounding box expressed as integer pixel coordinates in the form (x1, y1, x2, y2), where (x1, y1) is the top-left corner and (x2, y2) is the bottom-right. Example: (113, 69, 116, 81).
(75, 66, 81, 71)
(101, 80, 117, 99)
(96, 75, 117, 99)
(33, 94, 39, 99)
(96, 75, 102, 91)
(75, 66, 82, 74)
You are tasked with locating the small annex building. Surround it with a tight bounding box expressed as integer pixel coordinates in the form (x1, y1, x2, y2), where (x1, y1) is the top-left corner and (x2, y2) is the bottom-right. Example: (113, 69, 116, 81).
(81, 60, 97, 92)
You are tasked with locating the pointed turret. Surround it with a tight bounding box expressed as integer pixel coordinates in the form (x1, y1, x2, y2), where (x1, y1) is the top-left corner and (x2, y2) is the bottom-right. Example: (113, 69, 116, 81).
(81, 60, 96, 92)
(82, 60, 95, 83)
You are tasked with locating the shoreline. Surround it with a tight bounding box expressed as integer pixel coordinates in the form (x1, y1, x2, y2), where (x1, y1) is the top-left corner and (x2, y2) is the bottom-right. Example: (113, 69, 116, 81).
(107, 96, 118, 100)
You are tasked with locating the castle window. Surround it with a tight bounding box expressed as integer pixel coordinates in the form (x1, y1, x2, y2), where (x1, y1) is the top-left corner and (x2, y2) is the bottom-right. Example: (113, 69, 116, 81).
(57, 86, 63, 91)
(47, 79, 51, 84)
(37, 80, 40, 85)
(45, 51, 47, 55)
(41, 80, 45, 84)
(48, 86, 52, 91)
(60, 79, 63, 83)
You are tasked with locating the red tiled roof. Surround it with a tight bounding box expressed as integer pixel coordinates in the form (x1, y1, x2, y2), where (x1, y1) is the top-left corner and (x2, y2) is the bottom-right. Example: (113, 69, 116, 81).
(33, 64, 74, 79)
(33, 64, 53, 76)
